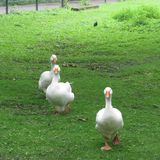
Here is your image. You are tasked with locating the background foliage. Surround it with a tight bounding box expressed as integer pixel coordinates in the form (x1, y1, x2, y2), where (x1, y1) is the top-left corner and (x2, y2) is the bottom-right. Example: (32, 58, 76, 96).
(0, 0, 59, 6)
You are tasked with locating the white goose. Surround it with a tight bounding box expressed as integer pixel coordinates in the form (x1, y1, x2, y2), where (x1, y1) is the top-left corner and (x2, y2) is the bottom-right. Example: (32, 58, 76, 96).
(46, 65, 74, 113)
(38, 54, 60, 93)
(96, 87, 123, 151)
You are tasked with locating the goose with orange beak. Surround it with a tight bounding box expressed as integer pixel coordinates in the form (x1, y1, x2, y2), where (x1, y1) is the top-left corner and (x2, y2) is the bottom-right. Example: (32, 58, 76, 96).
(96, 87, 124, 151)
(46, 65, 74, 114)
(38, 54, 59, 93)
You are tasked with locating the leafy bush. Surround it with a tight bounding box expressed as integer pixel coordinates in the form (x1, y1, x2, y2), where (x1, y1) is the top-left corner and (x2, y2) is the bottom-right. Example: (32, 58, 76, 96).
(113, 9, 134, 21)
(132, 14, 148, 26)
(137, 6, 160, 19)
(113, 5, 160, 27)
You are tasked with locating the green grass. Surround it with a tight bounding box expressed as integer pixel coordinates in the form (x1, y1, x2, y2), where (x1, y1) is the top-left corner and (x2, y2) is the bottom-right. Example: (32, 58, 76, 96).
(0, 0, 160, 159)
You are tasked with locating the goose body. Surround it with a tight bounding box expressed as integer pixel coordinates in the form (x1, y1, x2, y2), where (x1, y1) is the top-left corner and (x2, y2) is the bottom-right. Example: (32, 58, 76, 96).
(96, 106, 123, 139)
(46, 65, 74, 113)
(96, 87, 123, 151)
(38, 70, 53, 93)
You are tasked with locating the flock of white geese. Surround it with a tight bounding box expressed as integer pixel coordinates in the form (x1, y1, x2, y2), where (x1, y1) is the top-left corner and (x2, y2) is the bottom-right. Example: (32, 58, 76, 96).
(38, 54, 124, 151)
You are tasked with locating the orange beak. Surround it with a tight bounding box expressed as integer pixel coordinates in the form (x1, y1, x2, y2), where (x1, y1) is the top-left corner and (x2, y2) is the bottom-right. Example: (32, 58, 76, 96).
(54, 68, 58, 74)
(106, 91, 110, 97)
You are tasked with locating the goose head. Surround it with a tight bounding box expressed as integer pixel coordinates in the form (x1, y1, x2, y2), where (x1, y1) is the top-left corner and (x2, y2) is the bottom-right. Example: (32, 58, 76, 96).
(50, 54, 57, 64)
(51, 65, 60, 82)
(53, 65, 60, 75)
(104, 87, 113, 99)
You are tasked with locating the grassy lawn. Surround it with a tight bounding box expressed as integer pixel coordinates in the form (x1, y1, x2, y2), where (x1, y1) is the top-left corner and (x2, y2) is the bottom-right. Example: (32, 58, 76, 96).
(0, 0, 160, 159)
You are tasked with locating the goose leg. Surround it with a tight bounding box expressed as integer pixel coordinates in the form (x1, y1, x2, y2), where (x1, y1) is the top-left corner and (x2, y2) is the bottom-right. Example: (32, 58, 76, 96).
(101, 137, 112, 151)
(64, 104, 70, 113)
(53, 106, 61, 115)
(53, 110, 60, 115)
(113, 135, 120, 145)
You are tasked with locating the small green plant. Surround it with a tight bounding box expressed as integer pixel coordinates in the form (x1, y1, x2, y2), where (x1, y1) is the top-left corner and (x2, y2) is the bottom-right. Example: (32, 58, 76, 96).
(10, 5, 19, 13)
(64, 0, 71, 9)
(132, 14, 148, 26)
(80, 0, 90, 6)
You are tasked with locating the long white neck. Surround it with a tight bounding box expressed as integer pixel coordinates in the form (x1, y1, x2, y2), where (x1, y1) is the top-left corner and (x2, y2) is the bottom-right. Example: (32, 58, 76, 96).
(105, 96, 112, 109)
(51, 74, 59, 83)
(51, 63, 56, 69)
